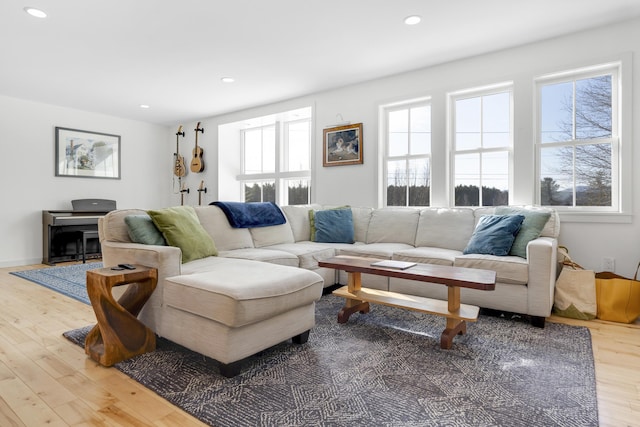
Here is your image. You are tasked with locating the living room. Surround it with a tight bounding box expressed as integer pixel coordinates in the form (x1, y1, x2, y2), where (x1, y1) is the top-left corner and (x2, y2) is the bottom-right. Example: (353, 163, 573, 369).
(1, 1, 639, 426)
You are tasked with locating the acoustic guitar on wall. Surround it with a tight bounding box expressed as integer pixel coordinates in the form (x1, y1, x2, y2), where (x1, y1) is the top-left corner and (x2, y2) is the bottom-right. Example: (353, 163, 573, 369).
(190, 122, 205, 173)
(174, 125, 186, 177)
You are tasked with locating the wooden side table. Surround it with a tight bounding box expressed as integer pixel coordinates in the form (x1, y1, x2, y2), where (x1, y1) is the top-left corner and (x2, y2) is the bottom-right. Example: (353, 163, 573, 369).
(85, 265, 158, 366)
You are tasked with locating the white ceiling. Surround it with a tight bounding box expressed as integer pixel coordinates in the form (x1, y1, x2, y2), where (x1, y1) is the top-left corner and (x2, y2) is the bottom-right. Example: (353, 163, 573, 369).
(2, 0, 640, 125)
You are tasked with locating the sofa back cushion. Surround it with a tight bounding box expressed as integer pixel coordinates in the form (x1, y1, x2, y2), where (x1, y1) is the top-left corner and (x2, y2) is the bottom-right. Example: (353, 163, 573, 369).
(101, 208, 147, 243)
(415, 208, 475, 251)
(195, 206, 254, 251)
(349, 206, 373, 243)
(366, 208, 420, 245)
(281, 204, 322, 241)
(250, 223, 295, 248)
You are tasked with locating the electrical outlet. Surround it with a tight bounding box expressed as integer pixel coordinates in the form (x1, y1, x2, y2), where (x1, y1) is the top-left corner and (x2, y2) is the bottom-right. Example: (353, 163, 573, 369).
(602, 257, 615, 272)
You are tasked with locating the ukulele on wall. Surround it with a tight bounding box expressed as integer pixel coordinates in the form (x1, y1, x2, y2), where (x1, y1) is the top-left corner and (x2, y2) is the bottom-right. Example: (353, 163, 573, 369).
(174, 125, 186, 177)
(197, 180, 207, 206)
(190, 122, 205, 173)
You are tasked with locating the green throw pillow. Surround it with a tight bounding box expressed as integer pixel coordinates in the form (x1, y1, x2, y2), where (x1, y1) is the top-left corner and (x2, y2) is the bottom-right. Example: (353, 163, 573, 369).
(124, 214, 166, 246)
(495, 207, 551, 259)
(308, 206, 350, 241)
(147, 206, 218, 263)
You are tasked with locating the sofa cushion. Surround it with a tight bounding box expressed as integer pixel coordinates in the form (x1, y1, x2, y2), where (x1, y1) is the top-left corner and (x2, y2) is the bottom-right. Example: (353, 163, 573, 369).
(164, 257, 323, 327)
(463, 214, 525, 256)
(216, 248, 299, 267)
(195, 206, 254, 251)
(366, 208, 420, 245)
(261, 243, 335, 269)
(350, 206, 374, 242)
(392, 247, 461, 266)
(339, 242, 414, 259)
(415, 208, 475, 251)
(312, 208, 355, 243)
(495, 207, 551, 258)
(148, 206, 218, 263)
(124, 214, 166, 246)
(281, 204, 322, 242)
(455, 254, 528, 285)
(249, 223, 295, 248)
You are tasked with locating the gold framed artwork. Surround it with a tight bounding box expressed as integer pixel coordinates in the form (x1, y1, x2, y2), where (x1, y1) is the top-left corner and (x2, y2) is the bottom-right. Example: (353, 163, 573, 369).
(322, 123, 363, 167)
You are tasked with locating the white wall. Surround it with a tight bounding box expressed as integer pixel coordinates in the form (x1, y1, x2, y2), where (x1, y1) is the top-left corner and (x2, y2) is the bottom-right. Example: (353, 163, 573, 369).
(0, 95, 172, 267)
(201, 17, 640, 277)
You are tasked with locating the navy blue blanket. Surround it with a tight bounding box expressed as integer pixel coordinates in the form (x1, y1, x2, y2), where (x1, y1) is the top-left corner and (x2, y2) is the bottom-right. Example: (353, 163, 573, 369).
(211, 201, 286, 228)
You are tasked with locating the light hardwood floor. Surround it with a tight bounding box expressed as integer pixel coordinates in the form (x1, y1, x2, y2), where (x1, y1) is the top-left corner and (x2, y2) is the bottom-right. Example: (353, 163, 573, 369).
(1, 263, 638, 427)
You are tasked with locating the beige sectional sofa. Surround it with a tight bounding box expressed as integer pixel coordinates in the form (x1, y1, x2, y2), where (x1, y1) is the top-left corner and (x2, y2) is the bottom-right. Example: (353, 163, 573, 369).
(98, 203, 559, 372)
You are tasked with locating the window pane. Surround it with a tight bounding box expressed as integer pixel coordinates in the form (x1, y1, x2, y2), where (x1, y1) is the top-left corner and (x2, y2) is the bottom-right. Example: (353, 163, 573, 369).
(287, 121, 310, 171)
(455, 98, 481, 151)
(263, 126, 276, 173)
(244, 129, 262, 173)
(482, 92, 510, 149)
(286, 179, 309, 205)
(540, 146, 573, 206)
(541, 82, 573, 143)
(576, 75, 612, 140)
(575, 143, 611, 206)
(410, 105, 431, 155)
(481, 151, 509, 206)
(387, 160, 407, 206)
(389, 132, 408, 156)
(389, 110, 408, 132)
(244, 181, 275, 202)
(408, 158, 430, 206)
(454, 153, 479, 206)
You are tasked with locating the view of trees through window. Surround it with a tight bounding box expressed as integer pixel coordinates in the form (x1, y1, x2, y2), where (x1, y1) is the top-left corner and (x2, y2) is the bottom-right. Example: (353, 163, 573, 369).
(238, 107, 312, 205)
(539, 73, 614, 207)
(452, 90, 511, 207)
(385, 103, 431, 207)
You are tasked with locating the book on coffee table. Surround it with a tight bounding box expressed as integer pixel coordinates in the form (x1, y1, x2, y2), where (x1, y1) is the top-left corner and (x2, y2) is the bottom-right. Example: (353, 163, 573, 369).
(370, 260, 417, 270)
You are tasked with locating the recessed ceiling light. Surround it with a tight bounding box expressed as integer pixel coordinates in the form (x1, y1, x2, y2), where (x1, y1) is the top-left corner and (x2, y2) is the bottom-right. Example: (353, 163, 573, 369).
(139, 104, 150, 109)
(404, 15, 421, 25)
(221, 77, 235, 83)
(24, 7, 47, 18)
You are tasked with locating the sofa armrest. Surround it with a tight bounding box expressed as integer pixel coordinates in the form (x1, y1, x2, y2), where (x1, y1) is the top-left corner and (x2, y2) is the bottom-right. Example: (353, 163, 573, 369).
(101, 241, 182, 279)
(525, 237, 558, 317)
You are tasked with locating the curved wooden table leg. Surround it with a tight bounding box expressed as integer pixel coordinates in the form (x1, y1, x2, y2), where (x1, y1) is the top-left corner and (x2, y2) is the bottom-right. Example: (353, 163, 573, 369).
(337, 301, 370, 323)
(440, 318, 467, 349)
(85, 266, 157, 366)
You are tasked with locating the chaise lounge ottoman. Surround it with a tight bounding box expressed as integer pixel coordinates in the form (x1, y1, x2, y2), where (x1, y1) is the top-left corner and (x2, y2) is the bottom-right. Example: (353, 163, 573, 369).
(159, 258, 324, 377)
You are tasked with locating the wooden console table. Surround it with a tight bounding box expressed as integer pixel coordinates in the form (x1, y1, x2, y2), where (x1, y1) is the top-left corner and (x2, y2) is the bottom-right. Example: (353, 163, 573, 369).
(318, 256, 496, 349)
(85, 265, 158, 366)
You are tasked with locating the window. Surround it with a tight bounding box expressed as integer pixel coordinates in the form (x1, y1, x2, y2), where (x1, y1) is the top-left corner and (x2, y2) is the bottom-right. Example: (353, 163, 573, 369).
(237, 107, 312, 205)
(382, 100, 431, 206)
(537, 65, 619, 211)
(450, 85, 512, 206)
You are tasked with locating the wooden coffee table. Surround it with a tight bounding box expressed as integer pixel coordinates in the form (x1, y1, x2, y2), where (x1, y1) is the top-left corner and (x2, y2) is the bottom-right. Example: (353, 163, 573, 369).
(318, 256, 496, 349)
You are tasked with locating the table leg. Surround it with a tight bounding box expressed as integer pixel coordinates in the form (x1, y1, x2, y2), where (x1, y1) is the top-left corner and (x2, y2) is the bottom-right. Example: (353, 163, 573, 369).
(440, 286, 466, 349)
(337, 271, 370, 323)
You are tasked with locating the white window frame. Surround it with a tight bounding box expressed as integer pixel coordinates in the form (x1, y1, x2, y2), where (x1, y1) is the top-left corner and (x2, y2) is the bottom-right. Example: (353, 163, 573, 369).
(448, 83, 514, 207)
(381, 98, 432, 207)
(534, 60, 630, 222)
(237, 110, 312, 205)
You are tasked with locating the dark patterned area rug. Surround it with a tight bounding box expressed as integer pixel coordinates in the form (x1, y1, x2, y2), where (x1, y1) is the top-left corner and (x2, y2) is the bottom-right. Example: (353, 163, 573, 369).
(64, 295, 598, 427)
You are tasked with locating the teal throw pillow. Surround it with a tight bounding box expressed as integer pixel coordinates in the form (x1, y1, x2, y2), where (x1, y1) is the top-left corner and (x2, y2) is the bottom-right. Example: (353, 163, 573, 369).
(313, 208, 355, 243)
(495, 207, 551, 258)
(124, 214, 166, 246)
(147, 206, 218, 263)
(308, 206, 350, 240)
(463, 214, 525, 256)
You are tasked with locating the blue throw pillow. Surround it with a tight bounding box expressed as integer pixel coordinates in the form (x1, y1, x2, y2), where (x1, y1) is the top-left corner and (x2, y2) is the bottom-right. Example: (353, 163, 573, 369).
(463, 214, 525, 256)
(313, 209, 355, 243)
